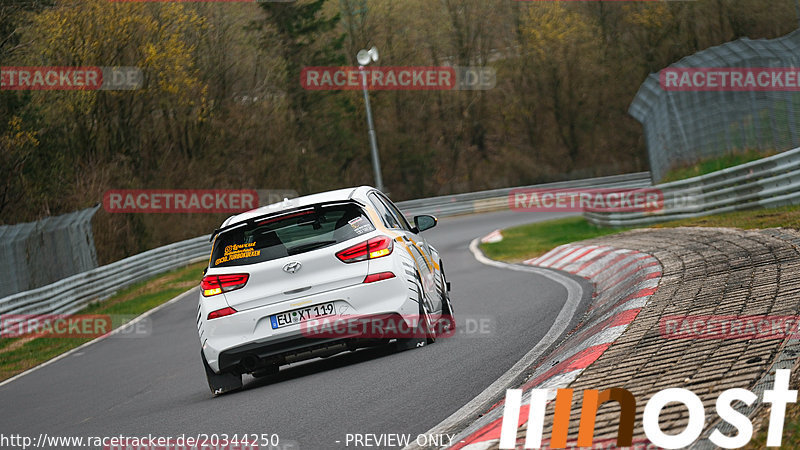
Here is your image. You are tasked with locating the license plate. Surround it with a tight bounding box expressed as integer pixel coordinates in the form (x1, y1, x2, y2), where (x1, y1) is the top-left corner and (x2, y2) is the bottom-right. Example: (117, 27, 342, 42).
(270, 302, 336, 329)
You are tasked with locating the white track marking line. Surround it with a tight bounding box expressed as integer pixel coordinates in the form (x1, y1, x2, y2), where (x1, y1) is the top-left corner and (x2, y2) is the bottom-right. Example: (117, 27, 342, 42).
(402, 238, 584, 450)
(0, 287, 198, 389)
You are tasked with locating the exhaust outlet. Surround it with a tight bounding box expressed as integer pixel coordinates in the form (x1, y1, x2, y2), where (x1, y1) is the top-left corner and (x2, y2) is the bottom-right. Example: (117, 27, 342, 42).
(241, 355, 260, 372)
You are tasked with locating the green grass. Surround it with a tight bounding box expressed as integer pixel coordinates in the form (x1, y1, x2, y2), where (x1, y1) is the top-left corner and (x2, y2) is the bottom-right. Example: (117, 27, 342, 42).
(653, 204, 800, 230)
(479, 216, 628, 262)
(660, 149, 776, 183)
(480, 205, 800, 263)
(750, 399, 800, 449)
(0, 261, 206, 382)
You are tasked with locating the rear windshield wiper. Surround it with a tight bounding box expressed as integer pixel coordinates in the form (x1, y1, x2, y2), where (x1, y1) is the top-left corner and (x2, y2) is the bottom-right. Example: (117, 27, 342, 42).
(286, 240, 337, 255)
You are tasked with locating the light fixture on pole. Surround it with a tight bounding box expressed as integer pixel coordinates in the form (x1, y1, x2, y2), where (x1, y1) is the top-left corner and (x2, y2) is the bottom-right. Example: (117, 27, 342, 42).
(357, 46, 384, 192)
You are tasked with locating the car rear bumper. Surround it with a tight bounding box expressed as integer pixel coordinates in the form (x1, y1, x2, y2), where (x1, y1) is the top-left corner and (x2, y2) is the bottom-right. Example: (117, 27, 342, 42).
(217, 334, 391, 374)
(200, 277, 419, 373)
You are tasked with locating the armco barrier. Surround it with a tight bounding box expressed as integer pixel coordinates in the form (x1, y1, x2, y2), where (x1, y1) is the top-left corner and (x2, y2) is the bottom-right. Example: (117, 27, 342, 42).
(584, 146, 800, 227)
(0, 173, 651, 318)
(397, 172, 652, 218)
(0, 236, 210, 318)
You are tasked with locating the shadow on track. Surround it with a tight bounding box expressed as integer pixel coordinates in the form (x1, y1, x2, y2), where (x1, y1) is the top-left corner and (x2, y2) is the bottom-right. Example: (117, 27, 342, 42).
(240, 342, 417, 392)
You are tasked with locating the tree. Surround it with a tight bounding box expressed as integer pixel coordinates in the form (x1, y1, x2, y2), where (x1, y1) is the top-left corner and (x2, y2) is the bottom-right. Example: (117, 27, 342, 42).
(25, 0, 209, 163)
(254, 0, 359, 192)
(0, 116, 39, 221)
(520, 3, 604, 170)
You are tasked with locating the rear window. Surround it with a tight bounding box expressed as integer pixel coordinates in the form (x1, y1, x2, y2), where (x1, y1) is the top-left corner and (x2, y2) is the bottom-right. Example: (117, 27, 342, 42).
(210, 204, 375, 268)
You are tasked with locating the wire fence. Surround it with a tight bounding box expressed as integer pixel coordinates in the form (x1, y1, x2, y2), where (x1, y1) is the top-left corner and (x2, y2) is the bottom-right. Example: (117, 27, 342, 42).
(0, 235, 209, 317)
(0, 205, 100, 299)
(630, 29, 800, 183)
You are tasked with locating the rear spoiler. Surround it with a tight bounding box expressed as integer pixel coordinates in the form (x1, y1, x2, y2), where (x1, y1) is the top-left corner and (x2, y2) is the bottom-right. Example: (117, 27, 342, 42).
(209, 199, 366, 243)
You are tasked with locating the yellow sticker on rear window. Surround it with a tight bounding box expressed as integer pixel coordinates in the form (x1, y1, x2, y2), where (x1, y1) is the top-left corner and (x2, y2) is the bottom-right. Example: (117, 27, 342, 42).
(214, 242, 261, 265)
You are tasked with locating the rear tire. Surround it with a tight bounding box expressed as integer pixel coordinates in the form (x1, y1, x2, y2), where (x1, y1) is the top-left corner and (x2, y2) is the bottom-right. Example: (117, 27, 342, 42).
(396, 285, 435, 351)
(438, 261, 455, 336)
(202, 351, 242, 396)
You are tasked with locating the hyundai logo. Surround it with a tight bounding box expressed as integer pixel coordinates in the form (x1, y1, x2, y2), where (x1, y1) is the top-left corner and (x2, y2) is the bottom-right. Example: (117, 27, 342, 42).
(283, 261, 302, 274)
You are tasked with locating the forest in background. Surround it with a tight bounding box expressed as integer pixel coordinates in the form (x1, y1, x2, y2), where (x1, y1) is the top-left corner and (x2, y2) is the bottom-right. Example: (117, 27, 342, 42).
(0, 0, 797, 263)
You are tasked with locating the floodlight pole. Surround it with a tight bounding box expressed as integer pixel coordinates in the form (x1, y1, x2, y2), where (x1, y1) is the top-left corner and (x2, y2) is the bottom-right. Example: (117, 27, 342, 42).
(359, 65, 384, 192)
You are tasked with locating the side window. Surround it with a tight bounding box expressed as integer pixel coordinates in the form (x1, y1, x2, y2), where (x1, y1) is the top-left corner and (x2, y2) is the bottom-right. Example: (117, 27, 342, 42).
(376, 193, 412, 231)
(368, 193, 402, 229)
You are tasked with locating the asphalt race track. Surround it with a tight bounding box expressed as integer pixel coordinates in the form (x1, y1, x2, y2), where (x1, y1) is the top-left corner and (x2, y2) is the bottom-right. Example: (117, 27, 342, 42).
(0, 210, 593, 450)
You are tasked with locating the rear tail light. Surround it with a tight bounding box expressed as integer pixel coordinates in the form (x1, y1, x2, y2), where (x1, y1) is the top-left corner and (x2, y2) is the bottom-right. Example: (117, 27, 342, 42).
(363, 272, 396, 283)
(257, 210, 313, 226)
(336, 236, 394, 263)
(201, 273, 249, 297)
(208, 306, 237, 320)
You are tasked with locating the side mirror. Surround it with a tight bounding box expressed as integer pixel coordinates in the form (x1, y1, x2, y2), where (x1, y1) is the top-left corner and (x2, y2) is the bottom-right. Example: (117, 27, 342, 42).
(413, 215, 438, 233)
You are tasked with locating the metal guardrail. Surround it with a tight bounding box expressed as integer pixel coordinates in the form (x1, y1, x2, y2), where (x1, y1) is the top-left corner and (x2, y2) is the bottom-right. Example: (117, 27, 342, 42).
(0, 236, 210, 317)
(0, 173, 652, 318)
(397, 172, 652, 218)
(584, 146, 800, 227)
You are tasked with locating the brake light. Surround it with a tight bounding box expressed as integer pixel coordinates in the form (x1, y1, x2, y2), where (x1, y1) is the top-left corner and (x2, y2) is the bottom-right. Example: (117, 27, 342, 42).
(208, 306, 237, 320)
(336, 236, 394, 263)
(363, 272, 396, 283)
(257, 210, 313, 226)
(201, 273, 249, 297)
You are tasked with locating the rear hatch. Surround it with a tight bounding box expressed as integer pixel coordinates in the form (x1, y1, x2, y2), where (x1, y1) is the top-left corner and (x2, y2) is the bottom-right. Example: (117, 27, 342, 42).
(207, 202, 376, 311)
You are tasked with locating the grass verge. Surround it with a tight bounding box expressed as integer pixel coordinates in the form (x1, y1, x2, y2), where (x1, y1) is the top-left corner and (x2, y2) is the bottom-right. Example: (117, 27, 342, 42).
(651, 204, 800, 230)
(750, 386, 800, 449)
(0, 261, 206, 382)
(660, 149, 776, 183)
(480, 204, 800, 263)
(479, 216, 627, 263)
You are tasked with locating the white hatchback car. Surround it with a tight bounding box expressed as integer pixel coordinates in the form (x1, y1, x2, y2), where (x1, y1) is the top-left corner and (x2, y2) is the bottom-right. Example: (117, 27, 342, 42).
(197, 186, 453, 395)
